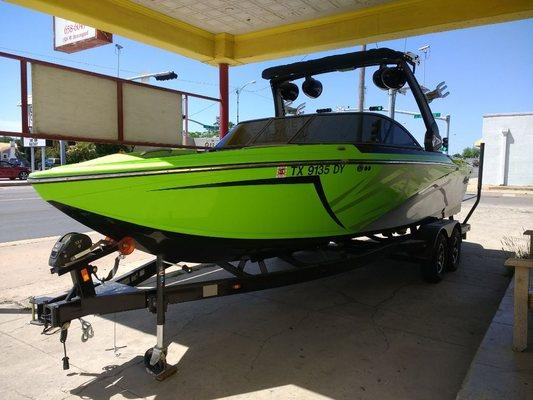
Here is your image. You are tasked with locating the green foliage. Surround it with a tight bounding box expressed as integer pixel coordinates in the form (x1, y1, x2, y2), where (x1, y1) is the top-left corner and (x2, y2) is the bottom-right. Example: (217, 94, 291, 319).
(66, 142, 133, 164)
(94, 143, 133, 157)
(461, 147, 480, 158)
(67, 142, 97, 164)
(187, 119, 234, 138)
(187, 131, 213, 138)
(452, 153, 462, 158)
(451, 158, 468, 167)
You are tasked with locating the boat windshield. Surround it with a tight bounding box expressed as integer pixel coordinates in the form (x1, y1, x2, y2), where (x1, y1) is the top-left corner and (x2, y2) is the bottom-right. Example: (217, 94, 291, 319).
(216, 112, 421, 149)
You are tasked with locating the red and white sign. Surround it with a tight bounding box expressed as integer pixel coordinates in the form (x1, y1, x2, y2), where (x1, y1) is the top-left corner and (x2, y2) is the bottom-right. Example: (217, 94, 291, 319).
(54, 17, 112, 53)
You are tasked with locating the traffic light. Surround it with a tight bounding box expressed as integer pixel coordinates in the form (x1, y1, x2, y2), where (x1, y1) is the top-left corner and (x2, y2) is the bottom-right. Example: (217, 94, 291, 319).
(154, 71, 178, 81)
(369, 106, 383, 111)
(441, 138, 449, 153)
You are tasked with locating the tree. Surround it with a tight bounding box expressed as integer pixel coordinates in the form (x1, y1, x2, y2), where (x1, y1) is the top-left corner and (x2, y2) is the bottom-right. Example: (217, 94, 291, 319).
(66, 142, 133, 164)
(67, 142, 97, 163)
(461, 147, 480, 158)
(452, 153, 462, 158)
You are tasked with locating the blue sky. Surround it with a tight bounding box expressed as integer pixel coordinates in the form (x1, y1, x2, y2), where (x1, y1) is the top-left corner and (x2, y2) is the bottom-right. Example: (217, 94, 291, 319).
(0, 1, 531, 154)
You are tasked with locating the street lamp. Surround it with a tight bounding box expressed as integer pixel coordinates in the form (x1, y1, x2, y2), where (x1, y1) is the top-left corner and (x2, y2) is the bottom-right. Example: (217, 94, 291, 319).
(114, 44, 123, 78)
(127, 71, 178, 83)
(235, 80, 256, 123)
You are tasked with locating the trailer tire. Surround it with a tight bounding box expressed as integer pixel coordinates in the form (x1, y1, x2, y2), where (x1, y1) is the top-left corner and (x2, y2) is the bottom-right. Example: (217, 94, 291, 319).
(421, 232, 448, 283)
(144, 348, 165, 375)
(446, 227, 462, 272)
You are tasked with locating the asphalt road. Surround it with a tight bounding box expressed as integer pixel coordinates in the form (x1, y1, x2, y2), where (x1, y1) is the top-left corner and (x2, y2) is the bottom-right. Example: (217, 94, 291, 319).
(0, 185, 532, 244)
(0, 185, 90, 243)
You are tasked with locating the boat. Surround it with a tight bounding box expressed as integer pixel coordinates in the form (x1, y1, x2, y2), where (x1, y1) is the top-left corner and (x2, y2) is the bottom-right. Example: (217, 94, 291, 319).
(29, 48, 471, 263)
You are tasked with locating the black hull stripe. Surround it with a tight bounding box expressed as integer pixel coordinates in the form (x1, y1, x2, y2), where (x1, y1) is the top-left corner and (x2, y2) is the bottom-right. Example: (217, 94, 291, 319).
(48, 200, 438, 263)
(154, 176, 346, 229)
(30, 158, 455, 184)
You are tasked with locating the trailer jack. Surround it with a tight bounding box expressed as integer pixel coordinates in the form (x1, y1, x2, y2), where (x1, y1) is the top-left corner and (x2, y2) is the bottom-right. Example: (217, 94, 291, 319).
(144, 255, 177, 380)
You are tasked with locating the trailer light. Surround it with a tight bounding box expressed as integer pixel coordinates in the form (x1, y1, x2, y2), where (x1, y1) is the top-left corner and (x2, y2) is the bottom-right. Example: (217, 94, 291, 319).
(80, 268, 91, 282)
(118, 237, 136, 255)
(232, 283, 242, 290)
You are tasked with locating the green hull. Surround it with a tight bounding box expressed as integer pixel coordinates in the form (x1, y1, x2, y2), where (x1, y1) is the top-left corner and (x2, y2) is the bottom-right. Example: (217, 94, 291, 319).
(30, 145, 470, 261)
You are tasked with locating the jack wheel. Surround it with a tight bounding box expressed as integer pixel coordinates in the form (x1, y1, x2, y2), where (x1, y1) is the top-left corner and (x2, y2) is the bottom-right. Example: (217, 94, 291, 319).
(421, 232, 448, 284)
(446, 227, 462, 272)
(144, 348, 165, 376)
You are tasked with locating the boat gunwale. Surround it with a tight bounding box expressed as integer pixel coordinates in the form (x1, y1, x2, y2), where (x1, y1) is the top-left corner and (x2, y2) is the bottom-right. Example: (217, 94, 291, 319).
(29, 158, 457, 184)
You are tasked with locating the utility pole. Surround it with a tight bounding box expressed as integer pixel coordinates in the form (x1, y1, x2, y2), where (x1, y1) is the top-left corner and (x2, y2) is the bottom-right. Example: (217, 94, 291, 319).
(115, 44, 123, 78)
(30, 147, 35, 171)
(59, 141, 66, 165)
(358, 44, 367, 111)
(388, 89, 397, 119)
(41, 146, 46, 171)
(418, 44, 430, 86)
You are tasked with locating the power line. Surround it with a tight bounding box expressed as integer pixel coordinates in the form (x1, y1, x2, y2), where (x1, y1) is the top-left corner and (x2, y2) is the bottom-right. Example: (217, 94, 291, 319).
(0, 46, 142, 75)
(189, 102, 217, 117)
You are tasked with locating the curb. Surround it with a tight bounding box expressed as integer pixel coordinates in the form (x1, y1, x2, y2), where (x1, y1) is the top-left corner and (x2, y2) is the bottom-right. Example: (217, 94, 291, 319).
(0, 181, 31, 187)
(487, 185, 533, 192)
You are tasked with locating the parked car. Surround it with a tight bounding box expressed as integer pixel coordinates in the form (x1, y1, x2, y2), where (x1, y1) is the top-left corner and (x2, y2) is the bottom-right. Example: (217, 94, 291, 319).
(8, 158, 29, 167)
(0, 160, 30, 180)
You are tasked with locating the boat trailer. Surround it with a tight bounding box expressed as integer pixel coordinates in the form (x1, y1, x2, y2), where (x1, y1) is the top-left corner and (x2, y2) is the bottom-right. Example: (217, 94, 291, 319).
(28, 220, 469, 379)
(30, 145, 485, 380)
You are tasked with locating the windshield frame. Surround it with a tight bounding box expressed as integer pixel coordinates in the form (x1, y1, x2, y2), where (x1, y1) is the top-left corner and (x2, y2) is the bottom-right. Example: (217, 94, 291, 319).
(215, 111, 423, 150)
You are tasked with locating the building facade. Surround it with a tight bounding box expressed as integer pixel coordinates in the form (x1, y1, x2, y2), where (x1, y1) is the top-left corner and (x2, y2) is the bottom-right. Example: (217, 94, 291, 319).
(482, 112, 533, 187)
(0, 141, 17, 161)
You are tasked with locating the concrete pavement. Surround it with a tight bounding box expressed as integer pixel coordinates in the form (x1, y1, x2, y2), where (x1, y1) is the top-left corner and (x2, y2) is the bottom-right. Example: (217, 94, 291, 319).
(1, 194, 531, 399)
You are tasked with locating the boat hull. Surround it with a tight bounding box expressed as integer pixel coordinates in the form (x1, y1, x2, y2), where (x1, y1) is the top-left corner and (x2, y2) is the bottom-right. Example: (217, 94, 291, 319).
(30, 145, 470, 262)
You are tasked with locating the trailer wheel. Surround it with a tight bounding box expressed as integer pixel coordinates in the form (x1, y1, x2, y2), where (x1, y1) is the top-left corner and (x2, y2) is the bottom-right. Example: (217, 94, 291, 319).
(446, 227, 462, 272)
(421, 232, 448, 283)
(144, 348, 165, 375)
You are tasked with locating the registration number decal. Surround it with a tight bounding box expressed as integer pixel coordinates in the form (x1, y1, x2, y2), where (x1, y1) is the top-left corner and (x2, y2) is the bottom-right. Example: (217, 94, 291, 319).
(290, 164, 345, 176)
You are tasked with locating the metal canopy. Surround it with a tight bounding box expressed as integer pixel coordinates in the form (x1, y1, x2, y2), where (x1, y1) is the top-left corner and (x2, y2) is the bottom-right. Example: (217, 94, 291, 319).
(7, 0, 533, 65)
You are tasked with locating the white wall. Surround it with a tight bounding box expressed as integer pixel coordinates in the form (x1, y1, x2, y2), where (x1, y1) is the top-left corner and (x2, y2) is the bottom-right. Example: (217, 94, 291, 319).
(482, 113, 533, 186)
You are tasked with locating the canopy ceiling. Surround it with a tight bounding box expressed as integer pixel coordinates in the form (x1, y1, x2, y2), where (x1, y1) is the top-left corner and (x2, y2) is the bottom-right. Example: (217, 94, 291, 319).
(8, 0, 533, 65)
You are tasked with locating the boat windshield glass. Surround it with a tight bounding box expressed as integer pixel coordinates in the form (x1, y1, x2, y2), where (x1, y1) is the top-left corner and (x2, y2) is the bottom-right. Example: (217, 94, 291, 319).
(216, 112, 421, 149)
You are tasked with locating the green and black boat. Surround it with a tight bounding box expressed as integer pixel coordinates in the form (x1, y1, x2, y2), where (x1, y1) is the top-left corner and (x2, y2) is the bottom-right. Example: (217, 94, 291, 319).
(29, 48, 471, 262)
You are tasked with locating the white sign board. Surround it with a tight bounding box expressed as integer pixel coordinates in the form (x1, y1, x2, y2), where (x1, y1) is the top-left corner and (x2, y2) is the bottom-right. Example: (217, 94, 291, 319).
(54, 18, 97, 48)
(23, 137, 46, 147)
(53, 17, 112, 53)
(31, 63, 183, 146)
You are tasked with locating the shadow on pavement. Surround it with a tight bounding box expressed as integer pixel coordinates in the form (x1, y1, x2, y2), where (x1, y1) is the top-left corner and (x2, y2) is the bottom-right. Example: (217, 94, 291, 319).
(67, 241, 511, 400)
